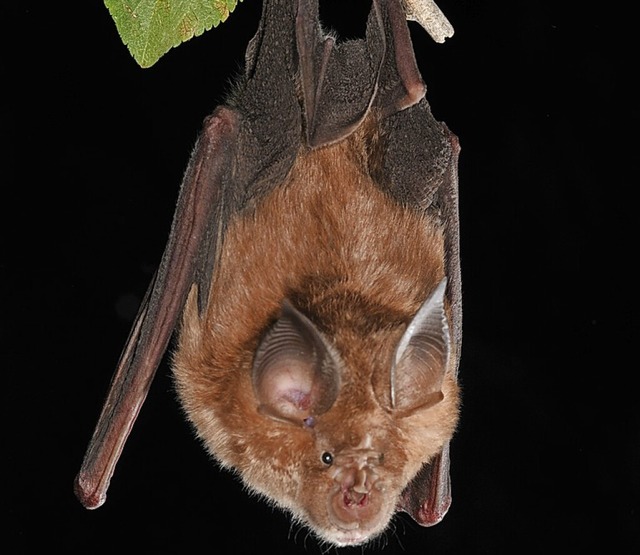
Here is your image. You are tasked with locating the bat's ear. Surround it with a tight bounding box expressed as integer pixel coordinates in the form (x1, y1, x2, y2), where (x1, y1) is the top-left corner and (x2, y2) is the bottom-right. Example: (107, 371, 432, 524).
(252, 301, 341, 426)
(388, 278, 450, 414)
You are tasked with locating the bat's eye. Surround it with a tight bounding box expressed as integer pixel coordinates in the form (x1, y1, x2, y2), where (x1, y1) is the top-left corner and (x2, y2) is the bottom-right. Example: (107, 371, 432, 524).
(321, 452, 334, 466)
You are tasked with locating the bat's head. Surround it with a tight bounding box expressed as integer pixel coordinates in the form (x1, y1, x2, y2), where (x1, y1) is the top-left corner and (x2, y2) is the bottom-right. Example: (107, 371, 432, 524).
(242, 279, 459, 546)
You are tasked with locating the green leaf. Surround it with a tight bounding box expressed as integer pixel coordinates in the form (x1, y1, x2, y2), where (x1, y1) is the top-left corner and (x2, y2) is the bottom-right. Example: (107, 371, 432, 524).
(105, 0, 243, 68)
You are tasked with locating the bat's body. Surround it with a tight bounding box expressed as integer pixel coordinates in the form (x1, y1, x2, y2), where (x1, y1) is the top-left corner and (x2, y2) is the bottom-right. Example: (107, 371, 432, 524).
(76, 0, 462, 547)
(175, 125, 459, 544)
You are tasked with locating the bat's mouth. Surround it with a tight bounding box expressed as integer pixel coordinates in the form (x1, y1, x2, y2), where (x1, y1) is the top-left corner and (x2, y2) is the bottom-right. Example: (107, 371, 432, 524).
(343, 489, 369, 511)
(325, 487, 391, 546)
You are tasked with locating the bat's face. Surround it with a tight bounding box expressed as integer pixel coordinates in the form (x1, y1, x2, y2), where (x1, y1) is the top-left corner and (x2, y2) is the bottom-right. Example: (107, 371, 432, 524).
(172, 144, 460, 546)
(276, 375, 459, 546)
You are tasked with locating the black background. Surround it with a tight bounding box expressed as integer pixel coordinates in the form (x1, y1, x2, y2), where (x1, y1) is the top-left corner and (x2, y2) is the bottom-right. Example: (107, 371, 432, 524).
(5, 0, 638, 552)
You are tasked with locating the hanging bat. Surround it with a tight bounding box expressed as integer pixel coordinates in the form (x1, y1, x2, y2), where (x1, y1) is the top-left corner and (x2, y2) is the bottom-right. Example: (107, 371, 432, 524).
(75, 0, 462, 547)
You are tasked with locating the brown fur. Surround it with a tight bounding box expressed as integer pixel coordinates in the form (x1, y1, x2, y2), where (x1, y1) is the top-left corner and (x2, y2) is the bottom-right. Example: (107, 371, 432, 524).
(172, 125, 460, 546)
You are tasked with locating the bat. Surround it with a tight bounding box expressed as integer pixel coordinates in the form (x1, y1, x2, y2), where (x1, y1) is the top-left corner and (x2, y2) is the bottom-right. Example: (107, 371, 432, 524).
(75, 0, 462, 547)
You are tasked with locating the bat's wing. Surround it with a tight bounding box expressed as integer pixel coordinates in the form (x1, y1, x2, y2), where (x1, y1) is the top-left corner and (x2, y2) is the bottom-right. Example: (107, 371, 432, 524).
(75, 0, 303, 509)
(385, 99, 461, 528)
(386, 101, 460, 527)
(74, 108, 239, 508)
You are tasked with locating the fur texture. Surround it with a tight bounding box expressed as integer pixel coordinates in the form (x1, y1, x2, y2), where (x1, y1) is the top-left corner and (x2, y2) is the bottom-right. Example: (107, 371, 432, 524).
(173, 123, 460, 546)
